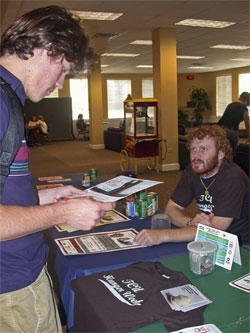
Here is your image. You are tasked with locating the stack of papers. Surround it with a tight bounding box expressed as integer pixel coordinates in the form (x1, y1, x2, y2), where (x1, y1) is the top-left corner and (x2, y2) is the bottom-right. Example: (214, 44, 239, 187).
(161, 284, 212, 312)
(229, 273, 250, 293)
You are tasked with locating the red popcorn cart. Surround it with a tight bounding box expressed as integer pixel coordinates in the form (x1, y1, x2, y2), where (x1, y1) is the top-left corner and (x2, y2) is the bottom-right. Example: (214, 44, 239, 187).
(120, 98, 161, 174)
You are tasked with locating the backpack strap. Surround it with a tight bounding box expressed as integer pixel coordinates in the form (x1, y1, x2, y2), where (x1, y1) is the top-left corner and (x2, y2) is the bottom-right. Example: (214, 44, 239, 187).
(0, 77, 24, 202)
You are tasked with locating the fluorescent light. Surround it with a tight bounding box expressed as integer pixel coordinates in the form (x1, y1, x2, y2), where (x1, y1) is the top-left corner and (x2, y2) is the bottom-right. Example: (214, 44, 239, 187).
(230, 58, 250, 61)
(130, 40, 152, 45)
(102, 53, 139, 57)
(136, 65, 153, 68)
(188, 66, 214, 69)
(101, 65, 109, 67)
(71, 10, 123, 21)
(175, 18, 235, 28)
(211, 44, 250, 50)
(177, 55, 205, 59)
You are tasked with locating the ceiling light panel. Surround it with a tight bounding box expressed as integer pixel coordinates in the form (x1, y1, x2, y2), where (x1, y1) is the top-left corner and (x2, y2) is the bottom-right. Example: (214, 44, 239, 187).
(71, 10, 123, 21)
(130, 40, 152, 45)
(175, 18, 235, 28)
(210, 45, 250, 50)
(177, 55, 205, 59)
(136, 65, 153, 68)
(230, 58, 250, 62)
(102, 53, 139, 57)
(188, 66, 214, 69)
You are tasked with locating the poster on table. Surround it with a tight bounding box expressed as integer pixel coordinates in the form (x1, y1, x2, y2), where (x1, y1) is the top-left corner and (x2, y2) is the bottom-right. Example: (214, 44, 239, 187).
(55, 228, 144, 256)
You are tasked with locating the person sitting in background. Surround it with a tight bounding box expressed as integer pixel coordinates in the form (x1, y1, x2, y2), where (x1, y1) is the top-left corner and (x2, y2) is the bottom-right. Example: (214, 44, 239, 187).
(76, 113, 88, 139)
(76, 113, 85, 131)
(135, 125, 249, 246)
(27, 114, 40, 146)
(218, 91, 250, 156)
(37, 115, 48, 135)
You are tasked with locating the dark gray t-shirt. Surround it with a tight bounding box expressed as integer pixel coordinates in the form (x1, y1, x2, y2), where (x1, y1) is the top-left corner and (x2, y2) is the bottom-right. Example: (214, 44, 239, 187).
(218, 102, 247, 131)
(171, 160, 249, 244)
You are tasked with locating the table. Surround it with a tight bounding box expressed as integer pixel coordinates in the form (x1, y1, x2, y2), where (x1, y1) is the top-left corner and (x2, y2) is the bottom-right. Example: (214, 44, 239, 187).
(71, 247, 250, 333)
(45, 217, 189, 331)
(135, 247, 250, 333)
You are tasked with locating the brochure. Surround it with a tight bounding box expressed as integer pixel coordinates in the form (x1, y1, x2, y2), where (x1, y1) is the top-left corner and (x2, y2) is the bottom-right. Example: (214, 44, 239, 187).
(56, 175, 163, 202)
(36, 183, 64, 190)
(229, 273, 250, 293)
(172, 324, 222, 333)
(161, 284, 212, 312)
(55, 228, 144, 256)
(55, 209, 130, 232)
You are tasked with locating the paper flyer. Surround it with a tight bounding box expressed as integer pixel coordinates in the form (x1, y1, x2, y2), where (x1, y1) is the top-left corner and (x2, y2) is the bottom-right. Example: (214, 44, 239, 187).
(55, 228, 144, 256)
(36, 183, 64, 190)
(55, 209, 130, 232)
(161, 284, 212, 312)
(229, 273, 250, 293)
(56, 175, 163, 202)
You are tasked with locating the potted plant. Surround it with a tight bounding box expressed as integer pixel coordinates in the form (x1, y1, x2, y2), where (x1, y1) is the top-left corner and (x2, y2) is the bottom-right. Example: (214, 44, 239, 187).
(178, 107, 190, 135)
(189, 87, 212, 125)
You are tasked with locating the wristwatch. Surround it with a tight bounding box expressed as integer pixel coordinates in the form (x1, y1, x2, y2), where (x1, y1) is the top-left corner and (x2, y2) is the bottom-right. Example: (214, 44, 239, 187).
(186, 218, 193, 226)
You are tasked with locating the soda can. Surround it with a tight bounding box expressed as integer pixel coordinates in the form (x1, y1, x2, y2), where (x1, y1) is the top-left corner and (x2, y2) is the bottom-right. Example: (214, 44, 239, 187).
(89, 168, 97, 182)
(148, 191, 158, 212)
(138, 200, 147, 219)
(136, 190, 147, 201)
(82, 173, 90, 187)
(126, 194, 135, 202)
(146, 193, 154, 216)
(125, 201, 135, 217)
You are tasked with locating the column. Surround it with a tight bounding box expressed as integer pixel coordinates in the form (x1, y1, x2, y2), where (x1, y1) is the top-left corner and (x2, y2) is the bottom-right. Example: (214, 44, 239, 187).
(88, 57, 105, 149)
(152, 28, 179, 171)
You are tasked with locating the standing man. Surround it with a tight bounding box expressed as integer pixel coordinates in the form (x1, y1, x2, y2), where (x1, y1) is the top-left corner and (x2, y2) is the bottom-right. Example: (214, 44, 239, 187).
(0, 6, 114, 332)
(218, 92, 250, 155)
(135, 125, 249, 246)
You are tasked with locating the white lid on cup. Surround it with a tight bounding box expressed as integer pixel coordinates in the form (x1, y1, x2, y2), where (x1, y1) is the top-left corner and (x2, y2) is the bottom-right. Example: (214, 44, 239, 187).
(187, 241, 217, 254)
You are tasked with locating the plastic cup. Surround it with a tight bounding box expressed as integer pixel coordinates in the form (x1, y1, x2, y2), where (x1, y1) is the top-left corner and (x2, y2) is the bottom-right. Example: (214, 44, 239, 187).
(151, 213, 171, 230)
(187, 241, 217, 275)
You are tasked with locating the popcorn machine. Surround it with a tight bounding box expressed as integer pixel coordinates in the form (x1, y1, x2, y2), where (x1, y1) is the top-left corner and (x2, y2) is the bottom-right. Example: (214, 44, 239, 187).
(120, 98, 161, 174)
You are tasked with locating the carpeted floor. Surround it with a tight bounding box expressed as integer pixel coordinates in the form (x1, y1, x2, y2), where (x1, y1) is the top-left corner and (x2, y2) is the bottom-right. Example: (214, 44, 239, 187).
(30, 140, 197, 214)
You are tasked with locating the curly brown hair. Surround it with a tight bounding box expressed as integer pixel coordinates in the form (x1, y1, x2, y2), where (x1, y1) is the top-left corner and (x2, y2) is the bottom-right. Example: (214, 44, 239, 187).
(187, 125, 233, 160)
(0, 6, 92, 73)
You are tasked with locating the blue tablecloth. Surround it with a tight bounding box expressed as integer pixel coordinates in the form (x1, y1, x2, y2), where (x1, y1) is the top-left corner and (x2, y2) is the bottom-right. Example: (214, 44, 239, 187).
(46, 216, 189, 331)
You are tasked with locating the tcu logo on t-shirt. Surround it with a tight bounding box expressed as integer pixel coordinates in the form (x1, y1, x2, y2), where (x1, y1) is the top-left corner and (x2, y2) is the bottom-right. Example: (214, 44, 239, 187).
(197, 194, 215, 213)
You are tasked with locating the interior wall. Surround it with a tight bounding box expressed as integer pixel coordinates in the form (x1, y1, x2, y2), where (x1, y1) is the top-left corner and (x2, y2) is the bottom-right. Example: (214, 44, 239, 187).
(177, 66, 250, 122)
(60, 65, 249, 127)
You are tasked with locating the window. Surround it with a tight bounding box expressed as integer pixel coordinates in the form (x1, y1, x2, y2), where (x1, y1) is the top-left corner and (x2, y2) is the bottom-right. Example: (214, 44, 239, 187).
(216, 75, 232, 116)
(107, 80, 131, 118)
(69, 78, 89, 120)
(142, 79, 153, 98)
(239, 73, 250, 112)
(239, 73, 250, 94)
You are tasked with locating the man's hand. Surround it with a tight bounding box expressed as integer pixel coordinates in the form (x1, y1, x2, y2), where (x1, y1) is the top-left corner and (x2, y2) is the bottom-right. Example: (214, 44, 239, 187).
(134, 229, 166, 246)
(38, 185, 86, 205)
(191, 212, 214, 227)
(55, 197, 115, 231)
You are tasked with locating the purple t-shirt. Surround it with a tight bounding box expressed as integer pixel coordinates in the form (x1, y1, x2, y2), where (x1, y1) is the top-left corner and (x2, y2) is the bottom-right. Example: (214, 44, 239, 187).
(0, 66, 48, 293)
